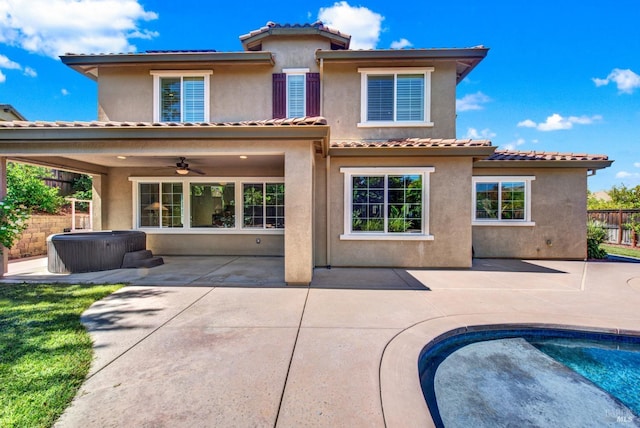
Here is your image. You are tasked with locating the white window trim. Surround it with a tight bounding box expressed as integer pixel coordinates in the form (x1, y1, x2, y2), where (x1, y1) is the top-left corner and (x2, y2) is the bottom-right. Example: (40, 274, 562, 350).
(283, 68, 309, 118)
(151, 70, 212, 122)
(340, 167, 435, 241)
(472, 176, 535, 226)
(129, 176, 285, 234)
(358, 67, 434, 128)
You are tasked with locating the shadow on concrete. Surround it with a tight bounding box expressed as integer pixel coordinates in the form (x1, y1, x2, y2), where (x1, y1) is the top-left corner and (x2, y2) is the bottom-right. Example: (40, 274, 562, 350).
(310, 267, 431, 290)
(80, 288, 168, 331)
(471, 259, 568, 274)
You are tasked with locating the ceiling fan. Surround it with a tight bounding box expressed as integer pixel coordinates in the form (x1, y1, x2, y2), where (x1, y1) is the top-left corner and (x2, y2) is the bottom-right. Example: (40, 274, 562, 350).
(174, 157, 205, 175)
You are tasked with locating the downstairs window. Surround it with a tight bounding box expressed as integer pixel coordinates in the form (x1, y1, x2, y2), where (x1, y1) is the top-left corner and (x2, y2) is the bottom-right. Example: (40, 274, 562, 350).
(340, 167, 434, 240)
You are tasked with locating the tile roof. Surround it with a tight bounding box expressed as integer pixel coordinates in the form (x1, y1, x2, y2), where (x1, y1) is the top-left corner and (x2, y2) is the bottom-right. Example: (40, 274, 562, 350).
(240, 21, 349, 41)
(487, 150, 609, 162)
(331, 138, 492, 148)
(0, 117, 328, 129)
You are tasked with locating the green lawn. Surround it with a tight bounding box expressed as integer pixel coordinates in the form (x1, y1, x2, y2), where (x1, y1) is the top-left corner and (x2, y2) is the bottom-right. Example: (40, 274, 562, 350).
(0, 283, 123, 428)
(602, 244, 640, 259)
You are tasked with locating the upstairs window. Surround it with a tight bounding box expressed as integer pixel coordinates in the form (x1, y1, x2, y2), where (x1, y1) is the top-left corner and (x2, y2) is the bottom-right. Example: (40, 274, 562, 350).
(358, 68, 433, 127)
(273, 69, 320, 118)
(151, 70, 211, 122)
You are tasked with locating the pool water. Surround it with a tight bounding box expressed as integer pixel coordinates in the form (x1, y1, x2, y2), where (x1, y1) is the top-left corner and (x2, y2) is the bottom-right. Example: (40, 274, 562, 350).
(531, 338, 640, 415)
(419, 328, 640, 427)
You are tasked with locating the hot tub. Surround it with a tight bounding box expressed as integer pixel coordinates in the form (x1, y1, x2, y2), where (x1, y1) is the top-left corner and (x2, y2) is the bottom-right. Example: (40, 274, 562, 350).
(47, 230, 147, 273)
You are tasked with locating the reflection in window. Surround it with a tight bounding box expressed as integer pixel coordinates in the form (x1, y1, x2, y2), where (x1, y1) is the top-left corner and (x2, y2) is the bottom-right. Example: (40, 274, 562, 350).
(139, 182, 183, 228)
(190, 183, 235, 228)
(140, 183, 160, 227)
(243, 183, 285, 229)
(161, 183, 183, 227)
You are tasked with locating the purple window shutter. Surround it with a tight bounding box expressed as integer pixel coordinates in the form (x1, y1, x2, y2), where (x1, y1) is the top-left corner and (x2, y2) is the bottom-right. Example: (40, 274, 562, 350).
(272, 73, 286, 119)
(306, 72, 320, 117)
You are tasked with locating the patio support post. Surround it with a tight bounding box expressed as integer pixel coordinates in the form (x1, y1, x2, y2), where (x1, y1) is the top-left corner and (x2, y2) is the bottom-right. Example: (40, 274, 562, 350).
(284, 145, 315, 285)
(0, 157, 7, 275)
(91, 173, 105, 231)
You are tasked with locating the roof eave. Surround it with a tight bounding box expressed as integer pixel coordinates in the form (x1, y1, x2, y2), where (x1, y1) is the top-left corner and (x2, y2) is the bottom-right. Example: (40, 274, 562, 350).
(316, 48, 488, 83)
(61, 51, 276, 79)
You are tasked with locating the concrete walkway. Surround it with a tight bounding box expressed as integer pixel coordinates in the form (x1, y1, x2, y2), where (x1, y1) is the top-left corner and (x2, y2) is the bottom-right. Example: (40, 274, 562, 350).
(5, 257, 640, 427)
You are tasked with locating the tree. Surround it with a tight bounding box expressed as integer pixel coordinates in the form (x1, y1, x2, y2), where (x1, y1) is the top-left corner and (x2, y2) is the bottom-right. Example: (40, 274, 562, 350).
(6, 162, 65, 214)
(587, 185, 640, 210)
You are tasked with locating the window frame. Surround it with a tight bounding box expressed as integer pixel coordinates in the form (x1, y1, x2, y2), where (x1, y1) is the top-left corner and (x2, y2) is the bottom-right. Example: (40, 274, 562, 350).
(472, 176, 535, 226)
(340, 167, 435, 241)
(283, 68, 309, 118)
(151, 70, 212, 122)
(129, 177, 284, 234)
(358, 67, 434, 128)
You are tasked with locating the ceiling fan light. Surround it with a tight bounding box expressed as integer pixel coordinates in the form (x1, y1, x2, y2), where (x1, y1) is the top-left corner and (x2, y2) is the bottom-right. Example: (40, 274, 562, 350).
(176, 168, 189, 175)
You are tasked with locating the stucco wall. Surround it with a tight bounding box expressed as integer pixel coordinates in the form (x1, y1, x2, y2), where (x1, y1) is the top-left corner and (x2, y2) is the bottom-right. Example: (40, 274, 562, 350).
(472, 168, 588, 259)
(321, 61, 457, 140)
(324, 156, 473, 268)
(98, 67, 154, 121)
(262, 37, 326, 72)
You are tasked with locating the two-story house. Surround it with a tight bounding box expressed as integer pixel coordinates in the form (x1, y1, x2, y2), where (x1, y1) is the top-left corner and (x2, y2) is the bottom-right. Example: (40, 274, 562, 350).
(0, 22, 612, 284)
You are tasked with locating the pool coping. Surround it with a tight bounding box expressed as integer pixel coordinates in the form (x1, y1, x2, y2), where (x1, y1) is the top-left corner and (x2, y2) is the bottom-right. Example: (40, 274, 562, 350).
(379, 314, 640, 428)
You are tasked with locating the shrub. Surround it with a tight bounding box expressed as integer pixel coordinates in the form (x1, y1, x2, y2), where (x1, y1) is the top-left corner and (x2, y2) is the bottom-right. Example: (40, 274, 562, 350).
(587, 220, 608, 259)
(0, 197, 30, 253)
(7, 162, 64, 214)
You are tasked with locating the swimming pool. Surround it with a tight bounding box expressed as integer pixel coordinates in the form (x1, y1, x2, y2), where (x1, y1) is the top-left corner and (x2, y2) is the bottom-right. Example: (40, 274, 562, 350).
(419, 328, 640, 427)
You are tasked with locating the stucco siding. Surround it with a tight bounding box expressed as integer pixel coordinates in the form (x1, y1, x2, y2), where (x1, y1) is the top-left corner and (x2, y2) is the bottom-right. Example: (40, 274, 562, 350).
(147, 233, 284, 256)
(472, 168, 588, 259)
(98, 67, 154, 121)
(322, 61, 457, 140)
(326, 156, 473, 268)
(210, 65, 272, 122)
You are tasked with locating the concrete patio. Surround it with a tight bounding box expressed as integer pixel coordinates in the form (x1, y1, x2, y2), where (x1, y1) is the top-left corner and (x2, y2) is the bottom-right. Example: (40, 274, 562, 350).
(4, 257, 640, 427)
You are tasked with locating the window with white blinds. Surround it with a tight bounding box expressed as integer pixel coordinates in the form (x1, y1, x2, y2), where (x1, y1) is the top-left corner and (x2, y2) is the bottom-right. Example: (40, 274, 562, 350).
(287, 74, 305, 118)
(358, 68, 433, 127)
(151, 71, 211, 122)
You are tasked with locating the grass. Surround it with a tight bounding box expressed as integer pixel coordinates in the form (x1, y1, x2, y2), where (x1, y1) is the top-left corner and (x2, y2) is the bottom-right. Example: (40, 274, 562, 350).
(0, 283, 123, 428)
(602, 244, 640, 259)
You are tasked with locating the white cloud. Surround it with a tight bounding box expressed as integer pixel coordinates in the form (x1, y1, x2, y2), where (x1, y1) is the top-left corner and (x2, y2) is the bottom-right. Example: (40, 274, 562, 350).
(616, 171, 640, 179)
(23, 66, 37, 77)
(318, 1, 383, 49)
(503, 138, 526, 151)
(61, 88, 69, 96)
(0, 53, 36, 81)
(0, 54, 21, 70)
(517, 119, 536, 128)
(0, 0, 158, 58)
(593, 68, 640, 94)
(390, 38, 412, 49)
(634, 162, 640, 168)
(517, 113, 602, 131)
(465, 127, 496, 139)
(0, 70, 5, 83)
(456, 91, 491, 112)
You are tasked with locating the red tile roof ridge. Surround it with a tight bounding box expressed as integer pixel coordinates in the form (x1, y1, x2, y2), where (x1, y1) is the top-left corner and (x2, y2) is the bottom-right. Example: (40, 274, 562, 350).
(331, 138, 492, 148)
(240, 21, 349, 41)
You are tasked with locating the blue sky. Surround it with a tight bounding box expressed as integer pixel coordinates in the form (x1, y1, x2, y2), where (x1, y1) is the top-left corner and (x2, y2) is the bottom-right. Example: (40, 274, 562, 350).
(1, 0, 639, 191)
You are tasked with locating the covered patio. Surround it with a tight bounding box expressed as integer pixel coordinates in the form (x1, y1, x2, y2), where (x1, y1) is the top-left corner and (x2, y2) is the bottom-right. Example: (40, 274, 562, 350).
(0, 118, 330, 285)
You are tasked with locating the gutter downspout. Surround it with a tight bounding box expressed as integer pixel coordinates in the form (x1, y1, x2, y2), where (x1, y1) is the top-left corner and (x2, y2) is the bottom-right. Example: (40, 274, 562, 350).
(320, 57, 331, 268)
(326, 154, 331, 268)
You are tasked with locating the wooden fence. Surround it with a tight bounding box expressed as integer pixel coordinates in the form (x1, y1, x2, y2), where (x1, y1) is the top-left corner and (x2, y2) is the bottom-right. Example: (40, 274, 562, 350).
(587, 209, 640, 247)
